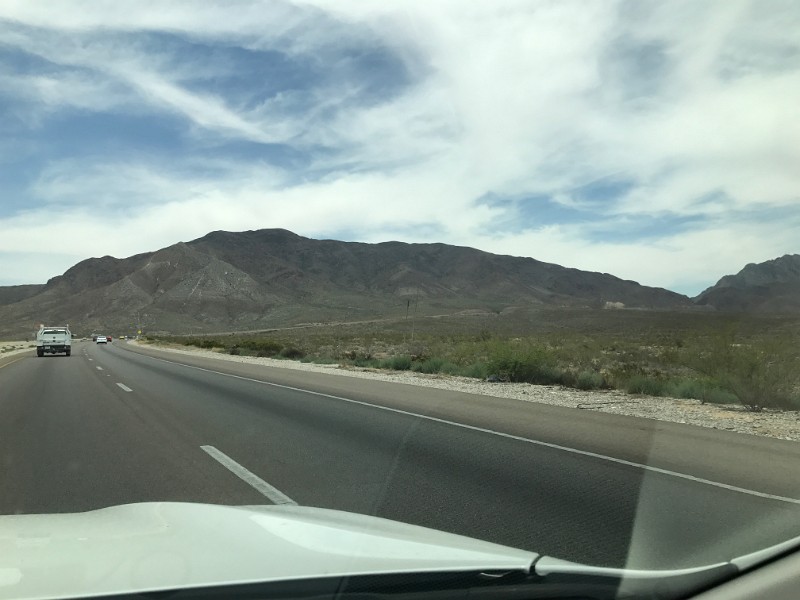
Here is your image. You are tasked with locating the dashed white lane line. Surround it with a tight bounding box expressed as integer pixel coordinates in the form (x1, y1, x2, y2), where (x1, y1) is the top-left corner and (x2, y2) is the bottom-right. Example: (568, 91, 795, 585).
(136, 353, 800, 507)
(201, 445, 297, 506)
(116, 383, 133, 392)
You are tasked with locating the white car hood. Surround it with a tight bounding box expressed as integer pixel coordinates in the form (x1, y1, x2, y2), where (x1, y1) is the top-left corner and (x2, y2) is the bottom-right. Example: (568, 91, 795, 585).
(0, 502, 537, 600)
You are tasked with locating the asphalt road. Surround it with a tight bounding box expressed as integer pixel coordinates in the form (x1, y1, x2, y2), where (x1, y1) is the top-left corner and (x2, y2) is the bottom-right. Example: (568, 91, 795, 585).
(1, 340, 799, 570)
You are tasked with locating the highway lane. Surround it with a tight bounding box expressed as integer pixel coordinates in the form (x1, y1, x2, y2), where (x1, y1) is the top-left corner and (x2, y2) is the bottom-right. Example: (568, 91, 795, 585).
(0, 339, 799, 570)
(122, 341, 800, 502)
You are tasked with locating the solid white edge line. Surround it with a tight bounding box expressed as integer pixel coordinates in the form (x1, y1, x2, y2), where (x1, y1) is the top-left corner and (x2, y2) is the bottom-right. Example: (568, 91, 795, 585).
(138, 351, 800, 506)
(201, 445, 297, 505)
(116, 383, 133, 392)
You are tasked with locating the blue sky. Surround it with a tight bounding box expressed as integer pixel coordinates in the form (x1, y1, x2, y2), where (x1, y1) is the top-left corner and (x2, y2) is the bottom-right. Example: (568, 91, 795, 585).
(0, 1, 798, 296)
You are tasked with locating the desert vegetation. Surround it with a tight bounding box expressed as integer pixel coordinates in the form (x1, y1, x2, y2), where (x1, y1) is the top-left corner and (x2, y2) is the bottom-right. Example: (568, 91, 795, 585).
(151, 308, 800, 412)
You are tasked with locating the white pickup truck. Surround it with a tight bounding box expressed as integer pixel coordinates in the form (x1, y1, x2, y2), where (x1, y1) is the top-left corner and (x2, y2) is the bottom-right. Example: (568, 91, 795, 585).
(36, 326, 72, 357)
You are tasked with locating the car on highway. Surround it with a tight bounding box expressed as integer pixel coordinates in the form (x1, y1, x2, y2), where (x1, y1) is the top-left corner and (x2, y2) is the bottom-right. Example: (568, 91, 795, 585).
(96, 335, 108, 344)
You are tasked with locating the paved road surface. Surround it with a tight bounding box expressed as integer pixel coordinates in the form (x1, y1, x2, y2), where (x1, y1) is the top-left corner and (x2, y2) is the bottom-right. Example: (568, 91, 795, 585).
(1, 340, 798, 569)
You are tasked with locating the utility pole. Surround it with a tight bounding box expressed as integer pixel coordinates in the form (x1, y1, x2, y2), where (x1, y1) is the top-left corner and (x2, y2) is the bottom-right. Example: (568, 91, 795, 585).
(133, 311, 149, 337)
(410, 289, 420, 342)
(403, 298, 411, 343)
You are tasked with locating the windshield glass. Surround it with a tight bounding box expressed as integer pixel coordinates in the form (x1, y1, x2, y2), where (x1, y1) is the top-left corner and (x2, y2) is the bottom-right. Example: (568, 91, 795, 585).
(0, 2, 798, 599)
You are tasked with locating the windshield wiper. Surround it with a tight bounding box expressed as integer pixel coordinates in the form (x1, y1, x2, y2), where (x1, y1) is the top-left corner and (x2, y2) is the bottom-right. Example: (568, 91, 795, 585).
(522, 533, 800, 599)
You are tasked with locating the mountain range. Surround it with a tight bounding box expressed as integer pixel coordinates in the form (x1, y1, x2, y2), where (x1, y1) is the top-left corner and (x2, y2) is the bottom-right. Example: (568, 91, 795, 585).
(0, 229, 797, 338)
(694, 254, 800, 313)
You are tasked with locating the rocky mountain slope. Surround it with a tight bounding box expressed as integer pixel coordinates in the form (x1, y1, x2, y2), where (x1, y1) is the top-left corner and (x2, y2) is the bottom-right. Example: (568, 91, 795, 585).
(0, 284, 44, 307)
(0, 229, 697, 338)
(694, 254, 800, 313)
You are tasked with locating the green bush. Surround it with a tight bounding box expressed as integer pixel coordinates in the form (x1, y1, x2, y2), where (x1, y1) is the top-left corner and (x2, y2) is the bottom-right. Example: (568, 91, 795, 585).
(625, 375, 667, 396)
(668, 378, 705, 400)
(352, 357, 379, 368)
(703, 387, 740, 405)
(183, 338, 222, 349)
(312, 357, 338, 365)
(677, 328, 800, 411)
(576, 370, 605, 390)
(379, 355, 412, 370)
(279, 346, 305, 360)
(558, 369, 578, 387)
(461, 363, 488, 379)
(439, 361, 461, 375)
(663, 378, 738, 404)
(487, 343, 555, 383)
(242, 339, 283, 356)
(412, 357, 446, 374)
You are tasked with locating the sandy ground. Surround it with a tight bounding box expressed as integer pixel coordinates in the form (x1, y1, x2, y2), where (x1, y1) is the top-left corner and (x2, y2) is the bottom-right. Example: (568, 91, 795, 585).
(0, 341, 35, 358)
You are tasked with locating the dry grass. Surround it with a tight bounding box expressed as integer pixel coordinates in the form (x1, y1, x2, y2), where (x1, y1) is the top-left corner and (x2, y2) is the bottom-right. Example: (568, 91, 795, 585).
(154, 308, 800, 411)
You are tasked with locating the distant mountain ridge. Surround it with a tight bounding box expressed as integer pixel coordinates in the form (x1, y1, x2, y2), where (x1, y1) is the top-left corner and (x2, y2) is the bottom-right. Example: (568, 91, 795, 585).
(0, 230, 796, 338)
(694, 254, 800, 313)
(0, 284, 44, 307)
(0, 229, 698, 337)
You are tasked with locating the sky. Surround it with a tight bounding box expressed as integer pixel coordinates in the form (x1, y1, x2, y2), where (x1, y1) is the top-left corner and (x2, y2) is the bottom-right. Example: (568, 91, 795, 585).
(0, 1, 798, 296)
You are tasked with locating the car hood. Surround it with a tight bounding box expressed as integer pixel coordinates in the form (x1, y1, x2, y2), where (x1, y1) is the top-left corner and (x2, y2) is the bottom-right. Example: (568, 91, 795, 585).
(0, 502, 537, 600)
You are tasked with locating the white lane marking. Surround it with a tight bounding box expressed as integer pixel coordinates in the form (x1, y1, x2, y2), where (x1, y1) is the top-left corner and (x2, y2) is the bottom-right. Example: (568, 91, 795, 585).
(0, 357, 25, 370)
(88, 358, 93, 361)
(136, 352, 800, 506)
(201, 445, 297, 506)
(96, 366, 103, 371)
(116, 383, 133, 392)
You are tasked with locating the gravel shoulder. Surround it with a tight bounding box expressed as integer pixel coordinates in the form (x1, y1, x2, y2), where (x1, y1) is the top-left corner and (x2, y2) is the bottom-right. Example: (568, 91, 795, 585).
(131, 340, 800, 443)
(0, 341, 35, 360)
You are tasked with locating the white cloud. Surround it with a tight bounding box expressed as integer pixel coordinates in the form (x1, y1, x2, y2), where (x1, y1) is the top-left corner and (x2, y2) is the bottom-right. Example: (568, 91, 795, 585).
(0, 0, 797, 296)
(0, 25, 285, 144)
(0, 71, 130, 116)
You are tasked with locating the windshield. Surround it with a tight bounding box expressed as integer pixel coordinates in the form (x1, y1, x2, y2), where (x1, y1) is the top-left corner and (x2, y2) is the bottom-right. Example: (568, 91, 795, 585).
(0, 2, 798, 599)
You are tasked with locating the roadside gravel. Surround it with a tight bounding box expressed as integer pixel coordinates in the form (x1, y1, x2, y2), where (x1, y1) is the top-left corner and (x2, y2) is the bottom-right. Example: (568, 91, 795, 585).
(132, 341, 800, 443)
(0, 341, 34, 359)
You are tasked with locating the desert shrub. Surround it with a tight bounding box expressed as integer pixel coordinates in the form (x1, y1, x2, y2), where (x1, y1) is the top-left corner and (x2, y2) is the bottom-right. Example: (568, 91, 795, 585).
(412, 357, 446, 373)
(576, 370, 605, 390)
(678, 328, 800, 411)
(461, 363, 488, 379)
(352, 357, 380, 368)
(487, 342, 553, 382)
(668, 378, 705, 400)
(439, 361, 462, 375)
(185, 339, 222, 349)
(241, 339, 282, 356)
(279, 346, 305, 359)
(312, 356, 338, 365)
(228, 346, 240, 356)
(700, 387, 739, 405)
(379, 355, 412, 370)
(557, 369, 578, 387)
(625, 375, 667, 396)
